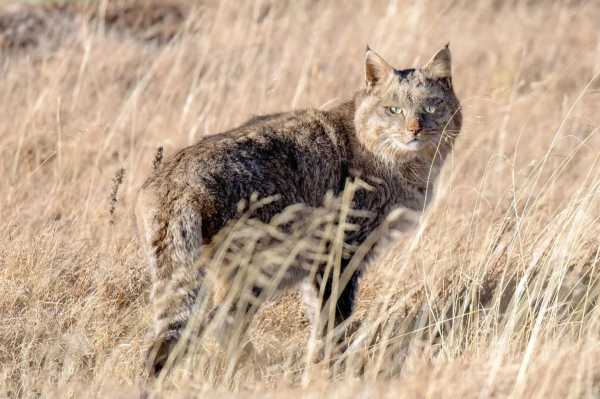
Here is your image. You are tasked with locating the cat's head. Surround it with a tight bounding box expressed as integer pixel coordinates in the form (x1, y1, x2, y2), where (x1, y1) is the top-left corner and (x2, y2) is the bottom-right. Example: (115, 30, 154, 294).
(354, 45, 462, 163)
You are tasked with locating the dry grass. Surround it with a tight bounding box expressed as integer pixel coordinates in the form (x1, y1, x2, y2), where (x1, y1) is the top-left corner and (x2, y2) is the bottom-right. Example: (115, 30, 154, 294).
(1, 0, 600, 397)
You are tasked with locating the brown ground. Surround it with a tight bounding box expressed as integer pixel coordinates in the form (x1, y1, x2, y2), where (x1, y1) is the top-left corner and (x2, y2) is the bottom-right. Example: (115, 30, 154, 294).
(1, 0, 600, 398)
(0, 1, 195, 51)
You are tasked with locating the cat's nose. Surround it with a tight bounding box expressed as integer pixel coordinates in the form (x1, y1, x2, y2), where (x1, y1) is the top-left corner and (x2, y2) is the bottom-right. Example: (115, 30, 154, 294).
(406, 117, 422, 135)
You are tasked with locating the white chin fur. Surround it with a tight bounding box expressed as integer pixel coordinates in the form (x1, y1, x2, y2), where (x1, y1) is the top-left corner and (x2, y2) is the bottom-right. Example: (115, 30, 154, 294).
(396, 140, 424, 152)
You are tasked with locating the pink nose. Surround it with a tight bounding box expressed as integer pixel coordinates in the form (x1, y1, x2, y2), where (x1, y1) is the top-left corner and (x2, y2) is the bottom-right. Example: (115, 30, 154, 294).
(406, 118, 422, 134)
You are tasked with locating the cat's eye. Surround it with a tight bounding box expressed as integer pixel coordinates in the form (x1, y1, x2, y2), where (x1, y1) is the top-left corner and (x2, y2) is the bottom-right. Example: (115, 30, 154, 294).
(387, 106, 402, 115)
(424, 105, 437, 114)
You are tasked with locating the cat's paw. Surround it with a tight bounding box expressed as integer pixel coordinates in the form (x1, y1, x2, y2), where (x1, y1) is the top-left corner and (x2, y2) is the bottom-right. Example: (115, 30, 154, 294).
(144, 330, 180, 379)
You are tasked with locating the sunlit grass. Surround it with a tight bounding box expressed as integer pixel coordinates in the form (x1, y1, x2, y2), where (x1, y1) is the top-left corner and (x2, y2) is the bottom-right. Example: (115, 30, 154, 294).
(1, 0, 600, 397)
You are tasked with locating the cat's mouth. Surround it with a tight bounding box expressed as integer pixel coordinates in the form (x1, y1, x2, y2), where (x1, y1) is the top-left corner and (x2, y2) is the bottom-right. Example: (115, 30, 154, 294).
(384, 135, 429, 153)
(401, 139, 425, 152)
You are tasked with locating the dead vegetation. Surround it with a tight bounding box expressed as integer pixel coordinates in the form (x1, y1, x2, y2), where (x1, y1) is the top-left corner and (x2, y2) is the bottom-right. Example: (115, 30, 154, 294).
(1, 0, 600, 398)
(0, 0, 195, 51)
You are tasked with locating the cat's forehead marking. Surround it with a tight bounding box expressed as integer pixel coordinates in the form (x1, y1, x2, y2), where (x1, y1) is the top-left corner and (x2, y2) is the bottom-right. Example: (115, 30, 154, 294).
(394, 68, 415, 80)
(380, 68, 448, 104)
(386, 70, 447, 103)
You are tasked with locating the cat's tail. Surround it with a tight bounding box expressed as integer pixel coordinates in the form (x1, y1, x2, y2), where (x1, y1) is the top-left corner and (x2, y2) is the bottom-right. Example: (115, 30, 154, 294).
(135, 187, 206, 377)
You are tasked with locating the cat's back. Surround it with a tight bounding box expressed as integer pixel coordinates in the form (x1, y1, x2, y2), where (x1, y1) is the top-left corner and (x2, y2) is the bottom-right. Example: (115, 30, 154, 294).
(137, 106, 354, 245)
(146, 107, 352, 191)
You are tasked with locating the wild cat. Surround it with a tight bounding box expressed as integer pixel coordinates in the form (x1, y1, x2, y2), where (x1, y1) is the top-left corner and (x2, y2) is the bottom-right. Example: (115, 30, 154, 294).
(135, 44, 462, 376)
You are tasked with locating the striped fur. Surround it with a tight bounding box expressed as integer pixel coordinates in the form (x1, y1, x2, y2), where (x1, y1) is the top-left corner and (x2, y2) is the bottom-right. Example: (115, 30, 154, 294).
(135, 45, 462, 377)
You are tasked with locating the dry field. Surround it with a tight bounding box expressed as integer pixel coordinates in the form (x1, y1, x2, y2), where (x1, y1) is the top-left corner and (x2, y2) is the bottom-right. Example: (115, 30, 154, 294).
(1, 0, 600, 397)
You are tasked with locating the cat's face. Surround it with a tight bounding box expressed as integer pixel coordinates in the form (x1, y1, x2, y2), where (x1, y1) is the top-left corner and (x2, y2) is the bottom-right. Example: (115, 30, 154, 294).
(355, 45, 462, 163)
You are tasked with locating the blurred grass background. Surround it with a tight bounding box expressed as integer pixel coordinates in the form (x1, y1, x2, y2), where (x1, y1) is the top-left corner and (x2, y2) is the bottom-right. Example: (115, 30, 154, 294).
(1, 0, 600, 397)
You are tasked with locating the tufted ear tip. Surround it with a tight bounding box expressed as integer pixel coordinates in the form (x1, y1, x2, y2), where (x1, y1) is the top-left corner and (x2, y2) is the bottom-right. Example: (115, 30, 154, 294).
(423, 44, 452, 80)
(364, 47, 394, 91)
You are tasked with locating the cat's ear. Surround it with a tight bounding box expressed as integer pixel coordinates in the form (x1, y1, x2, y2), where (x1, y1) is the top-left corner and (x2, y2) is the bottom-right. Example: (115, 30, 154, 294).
(423, 43, 452, 80)
(365, 45, 394, 92)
